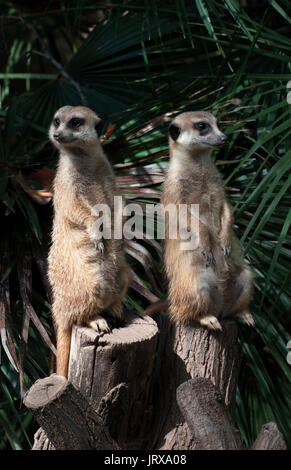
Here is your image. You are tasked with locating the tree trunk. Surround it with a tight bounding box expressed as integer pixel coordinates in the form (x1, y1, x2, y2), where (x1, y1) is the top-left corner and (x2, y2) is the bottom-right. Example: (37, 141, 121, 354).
(25, 311, 287, 450)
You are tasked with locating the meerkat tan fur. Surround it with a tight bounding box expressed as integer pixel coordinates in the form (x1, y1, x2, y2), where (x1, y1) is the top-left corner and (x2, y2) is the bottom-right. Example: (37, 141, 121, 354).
(48, 106, 129, 377)
(145, 111, 254, 330)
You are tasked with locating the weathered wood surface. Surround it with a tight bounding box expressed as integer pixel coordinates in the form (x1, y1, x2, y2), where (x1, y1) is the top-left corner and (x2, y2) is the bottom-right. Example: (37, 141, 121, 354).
(252, 422, 287, 450)
(176, 378, 241, 450)
(29, 310, 158, 450)
(32, 428, 55, 450)
(148, 313, 242, 450)
(26, 310, 287, 451)
(69, 311, 158, 448)
(24, 374, 119, 450)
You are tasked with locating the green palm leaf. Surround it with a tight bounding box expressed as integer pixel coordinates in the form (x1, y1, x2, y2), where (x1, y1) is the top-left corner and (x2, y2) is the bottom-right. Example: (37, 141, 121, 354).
(0, 0, 290, 450)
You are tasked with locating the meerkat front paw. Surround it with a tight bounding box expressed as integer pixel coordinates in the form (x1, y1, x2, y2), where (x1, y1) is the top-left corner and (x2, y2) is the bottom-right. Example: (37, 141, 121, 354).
(89, 315, 111, 334)
(221, 245, 231, 257)
(94, 239, 104, 254)
(88, 225, 105, 254)
(198, 315, 222, 330)
(220, 237, 231, 257)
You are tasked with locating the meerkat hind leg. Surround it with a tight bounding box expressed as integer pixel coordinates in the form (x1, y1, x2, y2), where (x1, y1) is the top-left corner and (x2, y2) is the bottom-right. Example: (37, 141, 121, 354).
(88, 314, 111, 334)
(224, 268, 254, 325)
(195, 269, 223, 331)
(102, 276, 128, 328)
(198, 315, 222, 330)
(235, 310, 255, 327)
(103, 301, 125, 329)
(108, 299, 124, 320)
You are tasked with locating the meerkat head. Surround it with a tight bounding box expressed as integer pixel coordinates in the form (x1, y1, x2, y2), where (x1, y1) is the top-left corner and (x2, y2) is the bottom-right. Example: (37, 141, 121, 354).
(168, 111, 227, 153)
(49, 105, 104, 150)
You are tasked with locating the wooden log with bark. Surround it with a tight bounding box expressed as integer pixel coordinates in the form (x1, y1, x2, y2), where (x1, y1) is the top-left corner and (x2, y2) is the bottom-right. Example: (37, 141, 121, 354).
(24, 310, 287, 450)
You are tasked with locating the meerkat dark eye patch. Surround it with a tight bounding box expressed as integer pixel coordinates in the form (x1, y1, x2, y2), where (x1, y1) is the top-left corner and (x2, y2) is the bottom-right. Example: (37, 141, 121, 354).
(54, 117, 60, 127)
(194, 121, 210, 135)
(68, 117, 84, 129)
(95, 120, 104, 137)
(169, 124, 181, 141)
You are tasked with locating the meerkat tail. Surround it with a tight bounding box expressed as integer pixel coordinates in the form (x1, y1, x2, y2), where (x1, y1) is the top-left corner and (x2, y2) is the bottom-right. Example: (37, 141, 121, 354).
(56, 326, 72, 378)
(144, 299, 168, 317)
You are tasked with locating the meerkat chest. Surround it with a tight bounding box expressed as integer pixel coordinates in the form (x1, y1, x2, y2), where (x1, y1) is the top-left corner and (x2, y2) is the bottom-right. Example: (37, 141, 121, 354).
(164, 174, 225, 235)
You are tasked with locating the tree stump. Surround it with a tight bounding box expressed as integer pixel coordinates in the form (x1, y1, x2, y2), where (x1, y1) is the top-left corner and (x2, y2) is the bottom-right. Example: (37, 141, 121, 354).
(25, 310, 287, 450)
(69, 310, 158, 448)
(26, 310, 158, 450)
(147, 313, 242, 450)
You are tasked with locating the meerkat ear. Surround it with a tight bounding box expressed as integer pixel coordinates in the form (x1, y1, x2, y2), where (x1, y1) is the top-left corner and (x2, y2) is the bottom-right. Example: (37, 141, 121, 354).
(169, 124, 181, 141)
(95, 120, 104, 137)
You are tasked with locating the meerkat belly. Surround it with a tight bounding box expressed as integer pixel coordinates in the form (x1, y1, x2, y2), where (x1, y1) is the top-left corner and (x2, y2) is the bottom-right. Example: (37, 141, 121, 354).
(48, 221, 121, 318)
(182, 192, 221, 248)
(164, 189, 227, 283)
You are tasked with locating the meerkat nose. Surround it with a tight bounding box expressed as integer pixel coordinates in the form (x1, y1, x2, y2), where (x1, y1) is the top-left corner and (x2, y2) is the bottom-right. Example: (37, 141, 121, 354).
(54, 132, 61, 140)
(220, 134, 227, 143)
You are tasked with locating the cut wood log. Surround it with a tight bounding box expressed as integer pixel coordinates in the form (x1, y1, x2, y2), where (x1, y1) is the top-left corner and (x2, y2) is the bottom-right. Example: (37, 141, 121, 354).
(148, 313, 242, 450)
(252, 422, 287, 450)
(68, 311, 158, 448)
(29, 310, 158, 450)
(23, 373, 119, 450)
(26, 309, 287, 451)
(176, 377, 242, 450)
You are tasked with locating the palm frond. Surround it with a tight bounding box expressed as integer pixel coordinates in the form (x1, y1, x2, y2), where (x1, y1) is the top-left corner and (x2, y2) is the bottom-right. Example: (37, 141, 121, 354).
(0, 0, 290, 449)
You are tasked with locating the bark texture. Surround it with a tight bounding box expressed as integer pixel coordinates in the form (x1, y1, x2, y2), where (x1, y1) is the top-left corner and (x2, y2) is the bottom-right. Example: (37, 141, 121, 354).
(176, 378, 241, 450)
(24, 374, 119, 450)
(252, 422, 287, 450)
(148, 313, 241, 450)
(25, 310, 287, 451)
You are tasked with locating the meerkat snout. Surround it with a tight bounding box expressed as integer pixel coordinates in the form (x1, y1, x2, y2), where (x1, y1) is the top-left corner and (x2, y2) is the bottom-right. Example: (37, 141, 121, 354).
(219, 133, 227, 144)
(169, 111, 227, 151)
(49, 105, 104, 148)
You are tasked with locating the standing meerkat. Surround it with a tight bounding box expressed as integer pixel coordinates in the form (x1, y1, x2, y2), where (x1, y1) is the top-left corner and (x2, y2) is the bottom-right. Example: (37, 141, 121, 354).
(48, 105, 129, 377)
(145, 111, 254, 330)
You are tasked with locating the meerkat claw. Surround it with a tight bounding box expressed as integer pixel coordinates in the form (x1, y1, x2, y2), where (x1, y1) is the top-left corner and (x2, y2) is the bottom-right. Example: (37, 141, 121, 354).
(199, 315, 222, 330)
(236, 310, 255, 327)
(94, 240, 104, 254)
(222, 245, 230, 257)
(89, 317, 111, 334)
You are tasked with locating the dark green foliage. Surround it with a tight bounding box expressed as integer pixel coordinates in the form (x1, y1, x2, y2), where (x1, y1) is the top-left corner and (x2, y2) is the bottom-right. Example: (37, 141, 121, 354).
(0, 0, 290, 450)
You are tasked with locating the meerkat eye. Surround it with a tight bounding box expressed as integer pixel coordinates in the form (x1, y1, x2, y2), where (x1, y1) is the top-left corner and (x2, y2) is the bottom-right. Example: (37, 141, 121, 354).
(54, 117, 60, 127)
(68, 117, 84, 129)
(194, 121, 210, 131)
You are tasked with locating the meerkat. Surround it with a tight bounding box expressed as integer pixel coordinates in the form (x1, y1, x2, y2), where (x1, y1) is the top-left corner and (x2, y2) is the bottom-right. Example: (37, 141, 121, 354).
(144, 111, 254, 330)
(48, 105, 129, 377)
